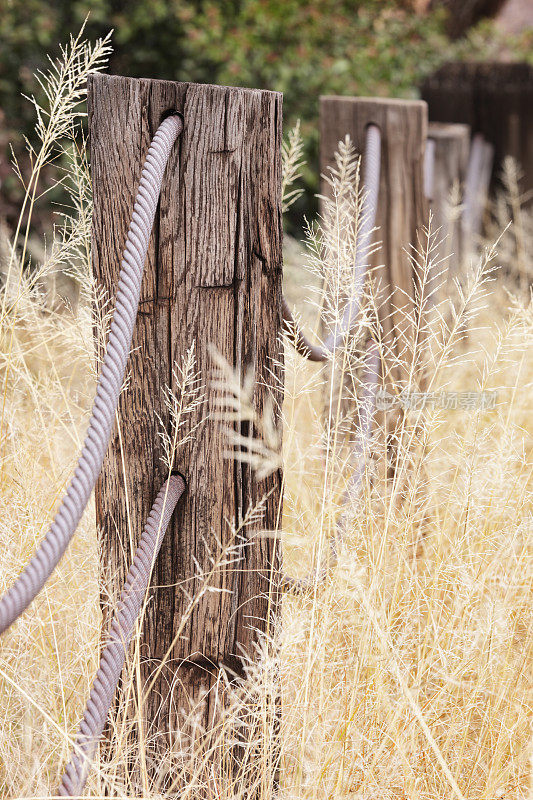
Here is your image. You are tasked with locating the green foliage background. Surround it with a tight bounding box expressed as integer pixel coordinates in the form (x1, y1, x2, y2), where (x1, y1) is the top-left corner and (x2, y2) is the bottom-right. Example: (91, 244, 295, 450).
(1, 0, 531, 231)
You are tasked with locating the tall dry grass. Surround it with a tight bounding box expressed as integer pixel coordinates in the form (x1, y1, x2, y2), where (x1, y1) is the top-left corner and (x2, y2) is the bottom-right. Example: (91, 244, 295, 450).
(0, 28, 532, 800)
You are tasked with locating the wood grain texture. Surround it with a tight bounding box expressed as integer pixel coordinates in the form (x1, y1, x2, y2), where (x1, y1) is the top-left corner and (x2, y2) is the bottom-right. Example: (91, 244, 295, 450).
(88, 74, 283, 754)
(428, 122, 470, 279)
(319, 96, 428, 390)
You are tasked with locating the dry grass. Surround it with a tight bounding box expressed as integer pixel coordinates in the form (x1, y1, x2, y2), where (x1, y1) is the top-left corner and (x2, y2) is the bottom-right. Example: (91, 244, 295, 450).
(0, 29, 532, 800)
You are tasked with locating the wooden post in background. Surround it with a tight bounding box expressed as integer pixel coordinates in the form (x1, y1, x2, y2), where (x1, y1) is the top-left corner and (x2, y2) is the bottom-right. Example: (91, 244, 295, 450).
(421, 62, 533, 201)
(88, 75, 283, 782)
(319, 96, 428, 393)
(427, 122, 470, 280)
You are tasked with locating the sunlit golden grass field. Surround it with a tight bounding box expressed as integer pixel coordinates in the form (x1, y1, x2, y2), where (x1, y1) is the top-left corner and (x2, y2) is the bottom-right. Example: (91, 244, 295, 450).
(281, 240, 533, 800)
(0, 229, 531, 798)
(0, 28, 532, 800)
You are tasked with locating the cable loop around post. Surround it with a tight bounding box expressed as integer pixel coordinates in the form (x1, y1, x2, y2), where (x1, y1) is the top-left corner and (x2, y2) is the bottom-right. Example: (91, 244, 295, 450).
(0, 114, 183, 637)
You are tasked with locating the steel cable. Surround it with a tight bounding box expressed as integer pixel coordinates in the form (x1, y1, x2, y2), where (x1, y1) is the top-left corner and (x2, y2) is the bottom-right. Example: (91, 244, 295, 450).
(424, 136, 436, 201)
(0, 114, 183, 635)
(280, 341, 380, 593)
(281, 124, 381, 362)
(58, 474, 185, 797)
(462, 132, 494, 251)
(281, 125, 382, 593)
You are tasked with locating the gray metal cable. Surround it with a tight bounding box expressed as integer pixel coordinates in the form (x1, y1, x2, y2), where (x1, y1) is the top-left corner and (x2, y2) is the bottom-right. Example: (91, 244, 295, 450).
(462, 132, 494, 252)
(424, 137, 436, 201)
(58, 474, 185, 797)
(324, 123, 381, 353)
(341, 340, 380, 506)
(281, 124, 381, 362)
(282, 125, 382, 593)
(0, 114, 183, 634)
(280, 340, 379, 593)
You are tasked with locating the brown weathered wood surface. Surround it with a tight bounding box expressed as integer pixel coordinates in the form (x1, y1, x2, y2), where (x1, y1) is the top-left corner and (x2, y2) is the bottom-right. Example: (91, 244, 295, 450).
(88, 74, 283, 760)
(427, 122, 470, 279)
(319, 96, 428, 391)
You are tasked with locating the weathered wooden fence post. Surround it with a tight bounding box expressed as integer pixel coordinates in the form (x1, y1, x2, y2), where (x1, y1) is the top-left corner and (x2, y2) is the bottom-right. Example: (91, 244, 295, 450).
(88, 74, 283, 783)
(427, 122, 470, 278)
(319, 96, 428, 401)
(421, 62, 533, 200)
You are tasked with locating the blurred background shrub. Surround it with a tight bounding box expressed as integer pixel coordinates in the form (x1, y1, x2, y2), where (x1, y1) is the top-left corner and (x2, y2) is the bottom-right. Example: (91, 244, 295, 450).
(1, 0, 532, 234)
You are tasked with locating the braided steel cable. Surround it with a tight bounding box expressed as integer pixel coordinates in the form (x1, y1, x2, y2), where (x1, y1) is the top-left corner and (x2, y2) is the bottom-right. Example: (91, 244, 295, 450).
(324, 123, 381, 353)
(282, 126, 382, 593)
(0, 114, 183, 635)
(281, 124, 381, 362)
(463, 133, 494, 251)
(58, 474, 185, 797)
(424, 137, 436, 201)
(463, 133, 485, 238)
(340, 340, 379, 506)
(280, 341, 380, 593)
